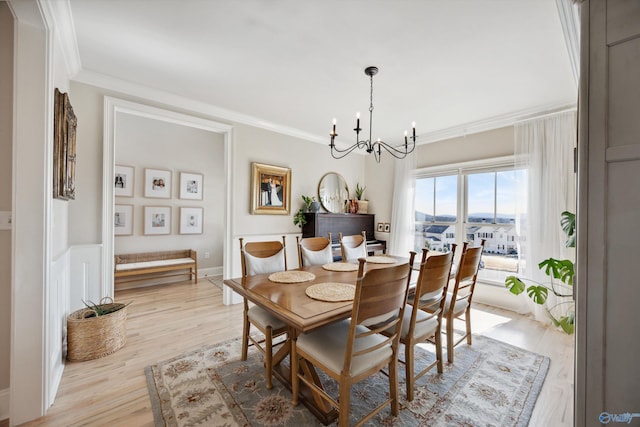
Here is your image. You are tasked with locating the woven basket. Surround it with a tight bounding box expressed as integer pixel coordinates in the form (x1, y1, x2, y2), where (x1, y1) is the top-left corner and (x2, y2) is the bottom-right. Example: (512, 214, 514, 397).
(67, 300, 127, 362)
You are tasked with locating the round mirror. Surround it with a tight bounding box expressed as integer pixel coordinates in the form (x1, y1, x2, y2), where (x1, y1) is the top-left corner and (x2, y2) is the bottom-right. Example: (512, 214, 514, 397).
(318, 172, 349, 213)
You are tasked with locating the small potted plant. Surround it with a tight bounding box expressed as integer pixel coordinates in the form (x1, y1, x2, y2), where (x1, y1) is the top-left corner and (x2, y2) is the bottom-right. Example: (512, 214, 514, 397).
(302, 195, 320, 212)
(355, 183, 368, 213)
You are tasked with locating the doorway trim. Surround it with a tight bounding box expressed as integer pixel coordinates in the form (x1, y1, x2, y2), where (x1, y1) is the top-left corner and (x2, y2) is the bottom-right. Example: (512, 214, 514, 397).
(102, 97, 233, 297)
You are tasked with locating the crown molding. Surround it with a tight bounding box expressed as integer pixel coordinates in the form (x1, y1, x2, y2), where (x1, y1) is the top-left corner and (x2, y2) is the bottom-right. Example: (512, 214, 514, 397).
(45, 0, 81, 77)
(416, 102, 577, 144)
(72, 69, 327, 145)
(74, 70, 576, 149)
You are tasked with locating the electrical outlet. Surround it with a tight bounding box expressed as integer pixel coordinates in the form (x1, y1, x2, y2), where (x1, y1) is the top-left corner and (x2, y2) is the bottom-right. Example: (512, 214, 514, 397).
(204, 252, 210, 259)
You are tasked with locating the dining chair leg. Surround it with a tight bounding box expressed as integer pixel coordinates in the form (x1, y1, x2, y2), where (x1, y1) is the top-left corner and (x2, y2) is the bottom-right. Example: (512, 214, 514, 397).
(390, 358, 400, 416)
(446, 314, 455, 363)
(465, 308, 473, 345)
(405, 339, 415, 401)
(291, 336, 299, 406)
(264, 326, 273, 389)
(338, 380, 351, 427)
(241, 300, 250, 361)
(435, 327, 444, 373)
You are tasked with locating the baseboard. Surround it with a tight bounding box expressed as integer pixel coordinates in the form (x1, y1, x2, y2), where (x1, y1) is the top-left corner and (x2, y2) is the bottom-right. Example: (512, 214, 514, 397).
(0, 387, 8, 422)
(199, 266, 222, 278)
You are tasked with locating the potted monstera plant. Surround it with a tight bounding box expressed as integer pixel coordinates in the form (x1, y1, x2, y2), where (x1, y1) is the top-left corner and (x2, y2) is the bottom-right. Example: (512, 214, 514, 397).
(505, 211, 576, 334)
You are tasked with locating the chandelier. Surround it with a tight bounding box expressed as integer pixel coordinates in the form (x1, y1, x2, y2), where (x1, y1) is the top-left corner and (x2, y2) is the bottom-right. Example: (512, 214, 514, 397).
(329, 66, 416, 162)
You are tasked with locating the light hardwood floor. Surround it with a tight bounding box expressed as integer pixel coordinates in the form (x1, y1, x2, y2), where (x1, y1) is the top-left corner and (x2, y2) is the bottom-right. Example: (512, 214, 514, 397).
(17, 278, 573, 427)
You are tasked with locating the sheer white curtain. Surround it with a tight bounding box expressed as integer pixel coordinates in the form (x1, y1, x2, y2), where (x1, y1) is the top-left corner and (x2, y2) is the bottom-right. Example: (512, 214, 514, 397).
(514, 111, 577, 322)
(389, 150, 416, 256)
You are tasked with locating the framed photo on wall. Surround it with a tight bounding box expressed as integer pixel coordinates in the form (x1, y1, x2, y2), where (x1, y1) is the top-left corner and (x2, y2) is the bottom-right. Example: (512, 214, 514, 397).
(179, 207, 204, 234)
(114, 204, 133, 236)
(144, 168, 171, 198)
(377, 222, 384, 232)
(251, 162, 291, 215)
(179, 172, 203, 200)
(384, 223, 391, 233)
(53, 88, 77, 200)
(144, 206, 171, 235)
(114, 165, 134, 197)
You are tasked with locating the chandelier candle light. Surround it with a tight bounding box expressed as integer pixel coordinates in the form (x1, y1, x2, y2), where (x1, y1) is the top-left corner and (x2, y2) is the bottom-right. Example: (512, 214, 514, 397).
(329, 66, 416, 162)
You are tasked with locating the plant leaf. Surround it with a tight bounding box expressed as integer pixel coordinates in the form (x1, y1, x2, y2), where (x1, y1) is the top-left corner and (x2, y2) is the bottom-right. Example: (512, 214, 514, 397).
(526, 285, 548, 304)
(560, 211, 576, 248)
(505, 276, 526, 295)
(538, 258, 574, 285)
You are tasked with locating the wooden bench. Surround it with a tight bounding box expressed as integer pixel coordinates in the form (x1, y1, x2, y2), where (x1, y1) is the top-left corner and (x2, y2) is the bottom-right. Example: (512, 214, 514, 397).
(114, 249, 198, 285)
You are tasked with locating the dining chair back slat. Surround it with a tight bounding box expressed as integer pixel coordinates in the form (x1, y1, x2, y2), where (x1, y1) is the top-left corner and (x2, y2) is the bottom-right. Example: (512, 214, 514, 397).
(296, 234, 332, 267)
(339, 231, 367, 261)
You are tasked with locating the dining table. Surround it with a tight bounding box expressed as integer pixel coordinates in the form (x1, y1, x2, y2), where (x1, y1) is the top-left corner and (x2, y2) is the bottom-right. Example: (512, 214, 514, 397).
(223, 255, 410, 424)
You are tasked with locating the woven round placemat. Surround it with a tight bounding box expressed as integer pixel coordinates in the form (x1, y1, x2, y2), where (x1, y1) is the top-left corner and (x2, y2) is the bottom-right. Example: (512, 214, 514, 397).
(268, 270, 316, 283)
(322, 262, 359, 272)
(305, 283, 356, 302)
(365, 256, 397, 264)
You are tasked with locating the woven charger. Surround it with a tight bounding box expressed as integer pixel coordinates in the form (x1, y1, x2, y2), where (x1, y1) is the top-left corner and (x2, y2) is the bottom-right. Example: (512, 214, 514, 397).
(365, 256, 397, 264)
(322, 262, 359, 272)
(306, 283, 356, 302)
(268, 270, 316, 283)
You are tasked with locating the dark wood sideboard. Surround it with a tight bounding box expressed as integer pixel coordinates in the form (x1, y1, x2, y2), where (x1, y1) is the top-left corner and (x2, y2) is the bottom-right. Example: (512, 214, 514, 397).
(301, 213, 386, 258)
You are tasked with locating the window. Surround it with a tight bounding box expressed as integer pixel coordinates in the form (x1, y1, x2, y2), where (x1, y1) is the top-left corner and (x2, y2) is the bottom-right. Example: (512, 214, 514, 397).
(414, 159, 526, 285)
(414, 174, 457, 253)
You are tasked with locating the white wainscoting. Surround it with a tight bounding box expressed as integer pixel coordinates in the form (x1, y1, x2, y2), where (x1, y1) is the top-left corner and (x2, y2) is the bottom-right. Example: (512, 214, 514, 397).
(223, 233, 302, 305)
(69, 244, 104, 312)
(48, 250, 70, 408)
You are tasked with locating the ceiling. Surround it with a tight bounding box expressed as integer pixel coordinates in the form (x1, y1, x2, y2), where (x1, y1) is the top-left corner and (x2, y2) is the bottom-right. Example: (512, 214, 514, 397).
(63, 0, 577, 146)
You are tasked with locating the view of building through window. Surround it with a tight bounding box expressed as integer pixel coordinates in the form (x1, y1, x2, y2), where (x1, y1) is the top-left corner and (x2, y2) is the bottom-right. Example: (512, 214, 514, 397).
(414, 168, 527, 283)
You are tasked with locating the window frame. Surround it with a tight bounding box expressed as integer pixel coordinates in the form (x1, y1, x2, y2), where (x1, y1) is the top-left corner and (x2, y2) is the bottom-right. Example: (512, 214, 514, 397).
(414, 156, 520, 286)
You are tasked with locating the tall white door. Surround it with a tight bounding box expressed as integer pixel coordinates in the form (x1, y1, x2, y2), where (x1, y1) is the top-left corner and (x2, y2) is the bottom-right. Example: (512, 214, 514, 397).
(576, 0, 640, 425)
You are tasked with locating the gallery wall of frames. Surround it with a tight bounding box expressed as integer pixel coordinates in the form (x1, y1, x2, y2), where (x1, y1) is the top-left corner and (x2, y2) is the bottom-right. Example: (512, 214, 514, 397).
(114, 166, 205, 236)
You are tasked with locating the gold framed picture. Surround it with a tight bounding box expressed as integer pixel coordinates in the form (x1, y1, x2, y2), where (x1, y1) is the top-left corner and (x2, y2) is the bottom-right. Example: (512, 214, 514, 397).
(53, 88, 77, 200)
(251, 162, 291, 215)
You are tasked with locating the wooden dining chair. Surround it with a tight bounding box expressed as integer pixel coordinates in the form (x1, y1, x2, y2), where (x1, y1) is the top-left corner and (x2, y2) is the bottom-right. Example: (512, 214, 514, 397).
(385, 246, 455, 401)
(296, 233, 333, 267)
(338, 231, 367, 261)
(291, 254, 414, 427)
(239, 236, 288, 389)
(437, 239, 485, 363)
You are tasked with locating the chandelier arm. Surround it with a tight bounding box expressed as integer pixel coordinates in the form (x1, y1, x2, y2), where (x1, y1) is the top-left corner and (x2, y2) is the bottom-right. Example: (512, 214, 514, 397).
(330, 139, 370, 155)
(371, 139, 417, 158)
(330, 142, 364, 159)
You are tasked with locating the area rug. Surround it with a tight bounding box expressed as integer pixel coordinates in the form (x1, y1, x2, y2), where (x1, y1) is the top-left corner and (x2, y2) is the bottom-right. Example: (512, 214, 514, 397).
(145, 335, 549, 426)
